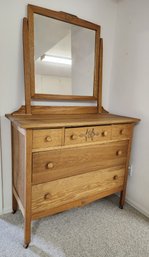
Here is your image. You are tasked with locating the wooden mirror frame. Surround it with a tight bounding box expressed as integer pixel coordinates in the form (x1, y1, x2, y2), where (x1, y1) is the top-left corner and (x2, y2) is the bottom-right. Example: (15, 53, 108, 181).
(27, 4, 101, 102)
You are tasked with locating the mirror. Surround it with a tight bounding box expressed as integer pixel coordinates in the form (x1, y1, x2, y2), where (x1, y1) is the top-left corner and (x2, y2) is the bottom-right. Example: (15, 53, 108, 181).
(28, 5, 100, 100)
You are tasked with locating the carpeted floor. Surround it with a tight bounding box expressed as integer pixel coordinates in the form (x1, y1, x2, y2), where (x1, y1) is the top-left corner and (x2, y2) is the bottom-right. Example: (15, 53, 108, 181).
(0, 195, 149, 257)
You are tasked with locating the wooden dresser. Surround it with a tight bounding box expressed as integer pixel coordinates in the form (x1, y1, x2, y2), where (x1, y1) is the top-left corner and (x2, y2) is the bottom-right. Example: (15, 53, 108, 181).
(6, 4, 140, 248)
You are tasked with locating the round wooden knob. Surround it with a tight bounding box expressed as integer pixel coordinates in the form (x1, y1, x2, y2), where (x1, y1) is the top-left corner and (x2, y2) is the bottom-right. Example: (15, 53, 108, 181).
(45, 136, 52, 142)
(44, 193, 51, 200)
(117, 150, 122, 156)
(102, 131, 108, 137)
(120, 129, 125, 135)
(113, 175, 118, 180)
(71, 134, 77, 140)
(47, 162, 54, 169)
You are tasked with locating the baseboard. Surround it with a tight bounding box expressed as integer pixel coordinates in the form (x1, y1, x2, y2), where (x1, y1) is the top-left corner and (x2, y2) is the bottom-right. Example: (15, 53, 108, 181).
(125, 197, 149, 218)
(115, 193, 149, 218)
(0, 208, 12, 216)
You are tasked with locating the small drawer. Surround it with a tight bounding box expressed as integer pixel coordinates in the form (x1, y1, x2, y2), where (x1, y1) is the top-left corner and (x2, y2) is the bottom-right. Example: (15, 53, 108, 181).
(33, 129, 62, 149)
(65, 125, 112, 145)
(112, 124, 133, 140)
(32, 167, 125, 214)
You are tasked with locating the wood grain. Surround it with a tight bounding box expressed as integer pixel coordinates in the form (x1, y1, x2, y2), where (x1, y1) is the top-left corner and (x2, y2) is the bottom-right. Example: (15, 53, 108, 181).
(6, 113, 140, 129)
(33, 128, 63, 149)
(112, 124, 133, 140)
(32, 186, 123, 220)
(97, 38, 103, 113)
(12, 126, 26, 207)
(119, 127, 134, 208)
(32, 141, 128, 184)
(10, 106, 98, 115)
(32, 166, 125, 214)
(24, 129, 32, 246)
(23, 18, 31, 114)
(65, 125, 112, 145)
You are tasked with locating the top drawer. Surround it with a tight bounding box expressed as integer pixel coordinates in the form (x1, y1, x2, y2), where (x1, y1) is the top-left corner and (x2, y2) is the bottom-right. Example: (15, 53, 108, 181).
(112, 124, 133, 140)
(65, 125, 111, 145)
(33, 129, 62, 149)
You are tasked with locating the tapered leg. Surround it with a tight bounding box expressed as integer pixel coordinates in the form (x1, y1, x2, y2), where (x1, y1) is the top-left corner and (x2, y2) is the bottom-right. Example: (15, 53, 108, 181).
(12, 191, 18, 214)
(23, 129, 32, 248)
(23, 216, 31, 248)
(119, 191, 125, 209)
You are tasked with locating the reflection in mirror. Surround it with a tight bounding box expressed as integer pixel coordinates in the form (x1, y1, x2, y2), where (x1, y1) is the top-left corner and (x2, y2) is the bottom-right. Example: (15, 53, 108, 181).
(34, 14, 96, 96)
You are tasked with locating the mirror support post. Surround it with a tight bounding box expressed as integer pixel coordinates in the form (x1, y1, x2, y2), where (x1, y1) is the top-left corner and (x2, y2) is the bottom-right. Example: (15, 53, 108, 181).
(23, 18, 32, 114)
(97, 38, 103, 113)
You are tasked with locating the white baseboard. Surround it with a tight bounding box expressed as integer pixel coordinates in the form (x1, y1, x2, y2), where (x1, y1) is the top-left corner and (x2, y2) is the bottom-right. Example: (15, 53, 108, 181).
(0, 208, 12, 216)
(115, 193, 149, 218)
(125, 197, 149, 218)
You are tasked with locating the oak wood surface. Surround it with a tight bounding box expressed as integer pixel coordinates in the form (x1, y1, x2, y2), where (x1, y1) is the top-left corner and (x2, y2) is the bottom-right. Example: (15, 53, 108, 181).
(32, 141, 128, 184)
(112, 124, 133, 140)
(32, 185, 123, 220)
(33, 128, 63, 149)
(119, 128, 134, 208)
(23, 18, 31, 114)
(13, 187, 25, 217)
(97, 38, 103, 113)
(32, 94, 97, 101)
(28, 4, 100, 101)
(12, 126, 26, 207)
(32, 166, 125, 214)
(24, 130, 32, 246)
(65, 125, 112, 145)
(10, 106, 98, 115)
(6, 113, 140, 129)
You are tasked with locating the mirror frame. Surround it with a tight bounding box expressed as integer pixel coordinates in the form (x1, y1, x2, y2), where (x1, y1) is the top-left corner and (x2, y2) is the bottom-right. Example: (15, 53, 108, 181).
(27, 4, 100, 101)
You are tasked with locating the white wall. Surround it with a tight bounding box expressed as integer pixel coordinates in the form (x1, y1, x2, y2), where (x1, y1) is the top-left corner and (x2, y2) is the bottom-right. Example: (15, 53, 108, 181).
(109, 0, 149, 216)
(0, 120, 3, 213)
(0, 0, 118, 213)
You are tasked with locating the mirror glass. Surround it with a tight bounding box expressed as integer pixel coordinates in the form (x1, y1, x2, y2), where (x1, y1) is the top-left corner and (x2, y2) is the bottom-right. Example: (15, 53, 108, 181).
(34, 14, 96, 96)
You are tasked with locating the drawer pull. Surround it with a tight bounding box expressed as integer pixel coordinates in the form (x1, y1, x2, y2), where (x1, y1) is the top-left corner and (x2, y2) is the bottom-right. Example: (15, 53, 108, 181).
(71, 134, 78, 140)
(120, 129, 125, 135)
(102, 131, 108, 137)
(45, 136, 52, 142)
(116, 150, 122, 156)
(47, 162, 54, 169)
(44, 193, 51, 200)
(113, 175, 118, 180)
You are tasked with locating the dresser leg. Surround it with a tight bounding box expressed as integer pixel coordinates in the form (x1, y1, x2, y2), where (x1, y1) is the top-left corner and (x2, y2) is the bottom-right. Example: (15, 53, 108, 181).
(12, 191, 18, 214)
(24, 217, 31, 248)
(119, 191, 125, 209)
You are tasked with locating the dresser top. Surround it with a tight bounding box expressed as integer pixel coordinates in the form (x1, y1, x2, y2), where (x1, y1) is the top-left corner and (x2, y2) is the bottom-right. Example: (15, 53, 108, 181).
(6, 113, 140, 129)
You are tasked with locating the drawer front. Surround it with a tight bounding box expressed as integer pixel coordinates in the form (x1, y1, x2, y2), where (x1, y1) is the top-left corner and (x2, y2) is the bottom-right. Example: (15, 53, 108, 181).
(33, 129, 62, 149)
(32, 141, 128, 184)
(32, 167, 125, 214)
(65, 125, 112, 145)
(112, 124, 133, 140)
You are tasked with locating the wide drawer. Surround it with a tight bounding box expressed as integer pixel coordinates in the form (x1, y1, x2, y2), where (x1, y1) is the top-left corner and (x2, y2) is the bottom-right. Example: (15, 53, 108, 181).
(65, 125, 112, 145)
(32, 140, 128, 184)
(112, 124, 133, 140)
(32, 128, 62, 149)
(32, 166, 125, 214)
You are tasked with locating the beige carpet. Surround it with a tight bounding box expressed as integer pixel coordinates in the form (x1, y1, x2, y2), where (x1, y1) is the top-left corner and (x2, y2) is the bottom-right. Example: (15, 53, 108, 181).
(0, 196, 149, 257)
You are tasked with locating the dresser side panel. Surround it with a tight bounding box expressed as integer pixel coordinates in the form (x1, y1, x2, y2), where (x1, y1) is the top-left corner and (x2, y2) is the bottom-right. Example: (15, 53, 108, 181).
(12, 125, 26, 207)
